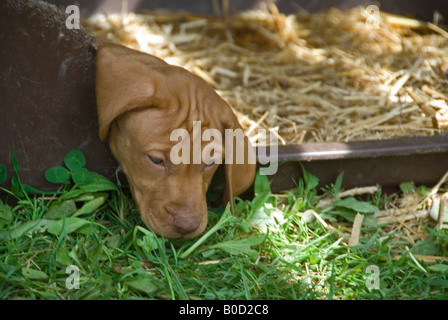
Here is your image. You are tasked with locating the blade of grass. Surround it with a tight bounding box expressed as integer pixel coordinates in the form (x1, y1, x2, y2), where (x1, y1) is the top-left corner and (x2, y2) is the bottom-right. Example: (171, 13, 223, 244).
(155, 237, 188, 300)
(406, 246, 427, 273)
(327, 262, 336, 300)
(179, 204, 237, 259)
(239, 264, 252, 300)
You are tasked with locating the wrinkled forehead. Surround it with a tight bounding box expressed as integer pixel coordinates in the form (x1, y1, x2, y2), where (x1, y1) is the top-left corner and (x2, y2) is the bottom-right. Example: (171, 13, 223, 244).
(124, 108, 223, 148)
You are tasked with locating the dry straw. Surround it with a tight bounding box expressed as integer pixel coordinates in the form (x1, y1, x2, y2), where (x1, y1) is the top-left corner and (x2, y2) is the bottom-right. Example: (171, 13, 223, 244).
(84, 5, 448, 243)
(85, 4, 448, 146)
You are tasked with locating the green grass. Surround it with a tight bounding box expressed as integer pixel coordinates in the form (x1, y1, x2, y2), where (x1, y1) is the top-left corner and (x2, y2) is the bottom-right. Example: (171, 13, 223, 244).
(0, 150, 447, 300)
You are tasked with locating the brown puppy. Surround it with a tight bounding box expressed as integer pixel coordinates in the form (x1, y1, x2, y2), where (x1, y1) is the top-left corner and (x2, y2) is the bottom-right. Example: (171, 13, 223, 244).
(95, 42, 256, 238)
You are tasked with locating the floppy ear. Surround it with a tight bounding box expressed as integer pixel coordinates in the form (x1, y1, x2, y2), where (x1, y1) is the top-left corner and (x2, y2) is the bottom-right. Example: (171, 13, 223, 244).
(221, 111, 257, 213)
(95, 42, 168, 141)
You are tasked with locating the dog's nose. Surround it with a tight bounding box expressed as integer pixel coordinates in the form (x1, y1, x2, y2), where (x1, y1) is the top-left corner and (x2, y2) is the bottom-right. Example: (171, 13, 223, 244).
(166, 204, 202, 235)
(173, 215, 201, 235)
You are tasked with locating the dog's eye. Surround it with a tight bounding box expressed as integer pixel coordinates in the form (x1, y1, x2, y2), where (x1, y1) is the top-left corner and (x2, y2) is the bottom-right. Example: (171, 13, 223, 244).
(148, 155, 164, 166)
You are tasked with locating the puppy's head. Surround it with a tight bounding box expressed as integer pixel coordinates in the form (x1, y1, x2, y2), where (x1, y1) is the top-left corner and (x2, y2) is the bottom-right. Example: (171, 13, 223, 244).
(95, 43, 256, 238)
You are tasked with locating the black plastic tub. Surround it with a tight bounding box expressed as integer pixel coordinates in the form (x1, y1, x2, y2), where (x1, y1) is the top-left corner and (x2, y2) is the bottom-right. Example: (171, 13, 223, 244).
(1, 0, 447, 194)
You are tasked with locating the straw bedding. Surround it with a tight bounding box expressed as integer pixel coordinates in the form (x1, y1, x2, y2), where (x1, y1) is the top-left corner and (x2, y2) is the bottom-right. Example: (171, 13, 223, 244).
(83, 5, 448, 243)
(84, 4, 448, 146)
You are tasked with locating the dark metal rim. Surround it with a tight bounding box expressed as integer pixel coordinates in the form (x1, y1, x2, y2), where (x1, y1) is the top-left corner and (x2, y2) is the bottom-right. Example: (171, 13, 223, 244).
(256, 134, 448, 162)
